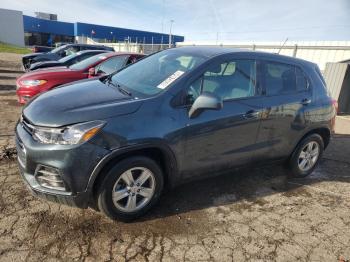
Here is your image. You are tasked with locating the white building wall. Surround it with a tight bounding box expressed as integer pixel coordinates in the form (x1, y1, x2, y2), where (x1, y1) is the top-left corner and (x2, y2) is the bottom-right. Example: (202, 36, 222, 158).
(0, 8, 25, 46)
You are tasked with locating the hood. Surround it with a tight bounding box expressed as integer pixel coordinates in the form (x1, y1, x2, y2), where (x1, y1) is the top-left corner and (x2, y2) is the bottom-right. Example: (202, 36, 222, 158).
(30, 53, 60, 62)
(30, 61, 63, 70)
(23, 78, 142, 127)
(19, 67, 76, 80)
(23, 52, 44, 59)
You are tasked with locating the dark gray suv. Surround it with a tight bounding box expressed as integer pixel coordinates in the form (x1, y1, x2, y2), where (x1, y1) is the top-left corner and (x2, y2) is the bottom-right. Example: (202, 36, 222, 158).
(15, 47, 336, 221)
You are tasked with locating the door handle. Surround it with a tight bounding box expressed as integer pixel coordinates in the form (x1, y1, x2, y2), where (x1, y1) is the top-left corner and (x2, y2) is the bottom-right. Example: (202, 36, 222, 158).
(301, 98, 311, 105)
(244, 110, 260, 119)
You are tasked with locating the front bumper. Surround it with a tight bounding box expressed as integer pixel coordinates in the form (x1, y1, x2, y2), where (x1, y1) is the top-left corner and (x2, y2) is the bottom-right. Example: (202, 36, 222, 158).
(18, 163, 90, 208)
(16, 87, 40, 104)
(15, 122, 110, 208)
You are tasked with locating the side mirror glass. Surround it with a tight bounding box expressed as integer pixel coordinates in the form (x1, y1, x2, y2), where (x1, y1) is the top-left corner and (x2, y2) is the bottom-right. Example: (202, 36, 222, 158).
(188, 92, 223, 119)
(88, 67, 96, 78)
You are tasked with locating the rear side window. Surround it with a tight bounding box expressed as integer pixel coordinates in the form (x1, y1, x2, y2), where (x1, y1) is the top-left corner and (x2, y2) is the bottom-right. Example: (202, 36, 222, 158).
(263, 62, 309, 95)
(264, 62, 296, 95)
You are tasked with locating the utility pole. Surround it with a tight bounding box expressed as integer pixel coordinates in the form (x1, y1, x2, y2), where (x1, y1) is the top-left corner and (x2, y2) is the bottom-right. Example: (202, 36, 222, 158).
(169, 19, 174, 48)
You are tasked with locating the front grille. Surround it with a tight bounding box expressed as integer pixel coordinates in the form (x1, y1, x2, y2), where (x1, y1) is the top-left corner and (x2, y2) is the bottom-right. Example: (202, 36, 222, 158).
(16, 138, 26, 167)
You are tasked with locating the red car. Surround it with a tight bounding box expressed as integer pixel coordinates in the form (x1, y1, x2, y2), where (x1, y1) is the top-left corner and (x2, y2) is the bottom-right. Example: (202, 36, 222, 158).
(16, 52, 144, 104)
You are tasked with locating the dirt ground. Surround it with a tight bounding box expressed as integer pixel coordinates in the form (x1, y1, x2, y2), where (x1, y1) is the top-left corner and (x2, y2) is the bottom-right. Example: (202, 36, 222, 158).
(0, 53, 350, 261)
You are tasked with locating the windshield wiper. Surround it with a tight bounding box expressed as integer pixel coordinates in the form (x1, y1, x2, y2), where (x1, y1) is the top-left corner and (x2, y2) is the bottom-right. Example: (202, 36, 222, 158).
(117, 85, 132, 96)
(105, 77, 132, 96)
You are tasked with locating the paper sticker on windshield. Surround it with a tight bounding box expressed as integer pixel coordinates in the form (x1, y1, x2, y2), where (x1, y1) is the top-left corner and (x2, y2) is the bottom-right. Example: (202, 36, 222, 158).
(157, 70, 185, 89)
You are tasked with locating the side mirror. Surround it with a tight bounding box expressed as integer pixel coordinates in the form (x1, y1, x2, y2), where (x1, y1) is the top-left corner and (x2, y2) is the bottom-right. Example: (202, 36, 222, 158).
(88, 67, 96, 78)
(188, 92, 223, 119)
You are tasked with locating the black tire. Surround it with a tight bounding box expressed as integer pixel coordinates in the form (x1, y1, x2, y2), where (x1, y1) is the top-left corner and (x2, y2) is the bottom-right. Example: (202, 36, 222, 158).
(97, 156, 164, 221)
(287, 134, 324, 178)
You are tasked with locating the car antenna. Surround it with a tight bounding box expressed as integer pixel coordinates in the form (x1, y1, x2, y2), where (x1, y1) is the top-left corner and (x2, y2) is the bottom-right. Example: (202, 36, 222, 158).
(277, 37, 288, 54)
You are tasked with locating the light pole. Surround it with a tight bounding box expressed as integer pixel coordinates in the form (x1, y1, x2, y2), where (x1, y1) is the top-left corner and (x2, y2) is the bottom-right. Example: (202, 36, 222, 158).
(169, 19, 174, 48)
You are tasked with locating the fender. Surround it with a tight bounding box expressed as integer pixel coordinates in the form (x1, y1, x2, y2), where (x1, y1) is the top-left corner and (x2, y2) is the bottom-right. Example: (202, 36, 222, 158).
(85, 142, 179, 193)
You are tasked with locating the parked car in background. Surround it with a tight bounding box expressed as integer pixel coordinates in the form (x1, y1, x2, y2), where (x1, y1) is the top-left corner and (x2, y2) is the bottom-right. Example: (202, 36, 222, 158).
(15, 47, 336, 221)
(22, 44, 115, 70)
(55, 42, 74, 48)
(29, 50, 112, 71)
(16, 52, 144, 104)
(31, 45, 54, 53)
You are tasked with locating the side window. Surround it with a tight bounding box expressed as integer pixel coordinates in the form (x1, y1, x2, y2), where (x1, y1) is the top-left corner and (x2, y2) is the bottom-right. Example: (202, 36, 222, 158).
(126, 56, 141, 65)
(95, 56, 128, 74)
(185, 59, 256, 103)
(264, 62, 297, 95)
(296, 67, 309, 91)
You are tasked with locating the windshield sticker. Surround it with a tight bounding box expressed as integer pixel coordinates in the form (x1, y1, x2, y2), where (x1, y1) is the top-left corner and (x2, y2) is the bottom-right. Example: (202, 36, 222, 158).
(157, 70, 185, 89)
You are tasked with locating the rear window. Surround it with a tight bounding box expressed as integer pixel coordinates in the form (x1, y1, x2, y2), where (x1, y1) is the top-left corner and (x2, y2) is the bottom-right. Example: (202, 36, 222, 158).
(69, 54, 106, 70)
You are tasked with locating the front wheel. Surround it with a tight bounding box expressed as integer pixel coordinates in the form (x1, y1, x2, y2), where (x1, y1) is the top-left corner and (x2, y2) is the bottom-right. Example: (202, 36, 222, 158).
(97, 156, 164, 221)
(288, 134, 324, 178)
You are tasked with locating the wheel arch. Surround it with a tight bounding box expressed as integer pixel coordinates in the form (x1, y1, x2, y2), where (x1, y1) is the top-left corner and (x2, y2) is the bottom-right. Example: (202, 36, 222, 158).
(87, 143, 179, 199)
(289, 126, 331, 161)
(300, 127, 331, 149)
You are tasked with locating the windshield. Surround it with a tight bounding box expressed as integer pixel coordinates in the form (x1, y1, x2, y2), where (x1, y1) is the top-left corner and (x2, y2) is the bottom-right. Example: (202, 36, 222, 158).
(49, 45, 67, 54)
(59, 53, 77, 62)
(69, 54, 107, 70)
(110, 49, 207, 96)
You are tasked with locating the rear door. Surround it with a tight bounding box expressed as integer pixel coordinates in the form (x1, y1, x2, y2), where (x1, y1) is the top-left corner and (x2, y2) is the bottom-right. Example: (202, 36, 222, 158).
(179, 57, 264, 178)
(253, 60, 312, 162)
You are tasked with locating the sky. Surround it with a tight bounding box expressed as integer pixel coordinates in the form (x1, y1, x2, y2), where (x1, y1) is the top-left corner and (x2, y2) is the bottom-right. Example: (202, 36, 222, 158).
(1, 0, 350, 42)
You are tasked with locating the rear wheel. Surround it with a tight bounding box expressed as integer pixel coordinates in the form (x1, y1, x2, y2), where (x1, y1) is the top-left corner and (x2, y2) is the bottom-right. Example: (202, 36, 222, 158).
(97, 156, 164, 221)
(288, 134, 324, 178)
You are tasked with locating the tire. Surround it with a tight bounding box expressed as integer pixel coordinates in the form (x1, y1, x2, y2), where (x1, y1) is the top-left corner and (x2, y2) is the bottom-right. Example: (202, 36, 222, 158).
(287, 134, 324, 178)
(97, 156, 164, 221)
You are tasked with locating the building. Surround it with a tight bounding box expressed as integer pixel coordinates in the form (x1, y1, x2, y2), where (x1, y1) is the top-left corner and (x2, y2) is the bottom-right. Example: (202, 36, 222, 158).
(0, 8, 25, 46)
(0, 8, 184, 47)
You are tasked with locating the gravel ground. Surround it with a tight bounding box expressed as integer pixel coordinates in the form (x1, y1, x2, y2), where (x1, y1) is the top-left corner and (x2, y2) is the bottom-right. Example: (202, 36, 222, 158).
(0, 54, 349, 261)
(0, 53, 23, 91)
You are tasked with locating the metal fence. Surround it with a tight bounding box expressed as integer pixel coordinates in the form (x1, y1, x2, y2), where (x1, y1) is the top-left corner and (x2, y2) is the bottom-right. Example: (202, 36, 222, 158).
(177, 41, 350, 71)
(78, 36, 170, 54)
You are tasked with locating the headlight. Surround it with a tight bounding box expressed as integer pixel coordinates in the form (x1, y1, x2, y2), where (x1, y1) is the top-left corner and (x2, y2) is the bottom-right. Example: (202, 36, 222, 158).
(32, 120, 105, 145)
(20, 79, 47, 87)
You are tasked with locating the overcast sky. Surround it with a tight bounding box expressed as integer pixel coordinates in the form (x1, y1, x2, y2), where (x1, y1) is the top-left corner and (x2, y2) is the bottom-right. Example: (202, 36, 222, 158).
(1, 0, 349, 42)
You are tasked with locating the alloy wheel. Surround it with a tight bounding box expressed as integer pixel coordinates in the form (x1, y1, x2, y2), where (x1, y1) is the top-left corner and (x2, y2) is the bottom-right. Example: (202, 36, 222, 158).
(298, 141, 320, 172)
(112, 167, 156, 212)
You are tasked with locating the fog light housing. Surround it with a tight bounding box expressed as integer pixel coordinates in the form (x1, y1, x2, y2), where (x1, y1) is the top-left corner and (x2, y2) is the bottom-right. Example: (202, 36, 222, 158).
(35, 165, 67, 191)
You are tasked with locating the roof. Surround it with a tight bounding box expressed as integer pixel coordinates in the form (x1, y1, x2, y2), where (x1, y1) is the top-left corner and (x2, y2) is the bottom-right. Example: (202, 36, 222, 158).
(100, 52, 145, 58)
(173, 46, 316, 66)
(75, 50, 111, 55)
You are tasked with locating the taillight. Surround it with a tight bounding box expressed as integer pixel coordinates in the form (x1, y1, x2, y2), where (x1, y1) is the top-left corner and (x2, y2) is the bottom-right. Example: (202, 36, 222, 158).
(331, 99, 338, 114)
(330, 98, 338, 133)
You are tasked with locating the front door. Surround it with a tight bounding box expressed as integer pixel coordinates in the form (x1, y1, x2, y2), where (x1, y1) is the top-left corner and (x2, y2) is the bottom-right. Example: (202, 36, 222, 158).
(180, 58, 264, 178)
